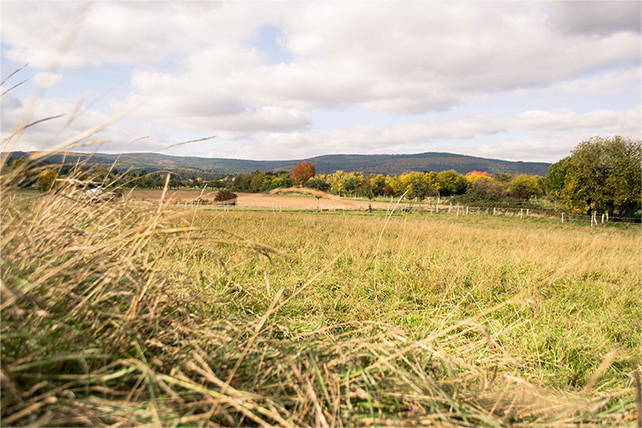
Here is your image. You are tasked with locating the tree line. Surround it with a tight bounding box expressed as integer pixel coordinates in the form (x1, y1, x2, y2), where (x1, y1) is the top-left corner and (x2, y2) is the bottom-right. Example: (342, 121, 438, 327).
(6, 136, 640, 219)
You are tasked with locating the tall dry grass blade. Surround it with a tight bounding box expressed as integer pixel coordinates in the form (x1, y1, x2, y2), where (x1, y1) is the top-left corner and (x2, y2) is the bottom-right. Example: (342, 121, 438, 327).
(1, 79, 27, 97)
(1, 63, 28, 87)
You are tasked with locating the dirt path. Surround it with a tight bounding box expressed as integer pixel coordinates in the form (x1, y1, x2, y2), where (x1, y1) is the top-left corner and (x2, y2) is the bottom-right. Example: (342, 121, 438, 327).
(127, 189, 400, 211)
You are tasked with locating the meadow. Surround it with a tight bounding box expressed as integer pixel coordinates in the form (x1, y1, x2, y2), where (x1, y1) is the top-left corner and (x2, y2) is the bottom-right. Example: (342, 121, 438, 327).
(1, 185, 640, 426)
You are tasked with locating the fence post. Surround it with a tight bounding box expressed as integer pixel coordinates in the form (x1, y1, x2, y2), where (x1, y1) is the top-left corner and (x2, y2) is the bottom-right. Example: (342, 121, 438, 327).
(466, 206, 469, 215)
(520, 208, 523, 218)
(601, 213, 605, 224)
(561, 212, 564, 223)
(449, 202, 452, 213)
(526, 209, 529, 216)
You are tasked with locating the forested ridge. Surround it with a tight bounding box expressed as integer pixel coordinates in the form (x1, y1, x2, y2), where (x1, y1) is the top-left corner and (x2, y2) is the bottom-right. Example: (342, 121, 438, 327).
(4, 150, 550, 179)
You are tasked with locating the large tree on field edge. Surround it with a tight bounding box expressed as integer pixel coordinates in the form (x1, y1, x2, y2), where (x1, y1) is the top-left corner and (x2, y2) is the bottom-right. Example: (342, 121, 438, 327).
(544, 136, 641, 218)
(291, 161, 316, 186)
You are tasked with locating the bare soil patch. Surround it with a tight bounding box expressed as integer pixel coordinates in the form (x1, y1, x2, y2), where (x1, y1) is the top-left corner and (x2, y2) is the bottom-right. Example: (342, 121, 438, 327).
(127, 189, 397, 210)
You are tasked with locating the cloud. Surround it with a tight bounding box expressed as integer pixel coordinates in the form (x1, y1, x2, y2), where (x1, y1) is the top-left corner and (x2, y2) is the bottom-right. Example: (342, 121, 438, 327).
(231, 106, 641, 161)
(0, 95, 167, 154)
(1, 1, 640, 163)
(553, 67, 641, 97)
(33, 72, 63, 89)
(511, 107, 641, 135)
(231, 115, 506, 160)
(6, 2, 638, 111)
(1, 2, 282, 69)
(548, 1, 641, 36)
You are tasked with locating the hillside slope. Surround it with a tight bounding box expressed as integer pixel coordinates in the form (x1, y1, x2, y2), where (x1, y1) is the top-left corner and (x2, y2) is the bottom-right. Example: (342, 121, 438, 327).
(6, 151, 551, 176)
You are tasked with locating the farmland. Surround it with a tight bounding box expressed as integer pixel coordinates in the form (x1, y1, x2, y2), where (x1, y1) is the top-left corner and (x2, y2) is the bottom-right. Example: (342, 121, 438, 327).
(2, 187, 640, 426)
(128, 189, 392, 210)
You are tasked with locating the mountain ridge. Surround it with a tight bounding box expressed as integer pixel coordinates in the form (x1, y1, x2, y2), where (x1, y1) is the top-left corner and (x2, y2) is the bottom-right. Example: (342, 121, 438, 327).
(5, 151, 551, 177)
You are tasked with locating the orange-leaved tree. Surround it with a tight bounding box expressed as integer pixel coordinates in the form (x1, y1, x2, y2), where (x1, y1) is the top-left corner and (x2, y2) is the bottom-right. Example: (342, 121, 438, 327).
(290, 161, 316, 186)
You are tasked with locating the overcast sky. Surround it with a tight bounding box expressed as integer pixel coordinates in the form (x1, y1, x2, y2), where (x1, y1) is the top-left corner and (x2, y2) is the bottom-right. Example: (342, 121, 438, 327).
(1, 1, 640, 163)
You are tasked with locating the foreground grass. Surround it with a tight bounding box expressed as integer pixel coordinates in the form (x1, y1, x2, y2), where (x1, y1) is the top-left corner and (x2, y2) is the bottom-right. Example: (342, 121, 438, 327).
(2, 187, 640, 426)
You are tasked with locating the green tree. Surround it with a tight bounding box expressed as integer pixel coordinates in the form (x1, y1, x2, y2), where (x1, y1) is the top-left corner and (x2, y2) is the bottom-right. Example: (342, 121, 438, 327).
(249, 171, 266, 192)
(543, 157, 570, 197)
(437, 170, 467, 196)
(407, 178, 437, 200)
(469, 177, 508, 200)
(545, 136, 641, 216)
(305, 176, 331, 192)
(37, 168, 57, 192)
(508, 174, 543, 199)
(369, 174, 387, 196)
(271, 172, 294, 188)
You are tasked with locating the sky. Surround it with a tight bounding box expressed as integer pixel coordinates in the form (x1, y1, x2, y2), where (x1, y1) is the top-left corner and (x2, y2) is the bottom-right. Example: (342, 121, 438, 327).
(1, 1, 640, 163)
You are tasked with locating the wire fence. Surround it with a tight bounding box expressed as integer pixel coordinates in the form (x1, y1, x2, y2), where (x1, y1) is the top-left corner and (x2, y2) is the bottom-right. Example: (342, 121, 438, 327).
(382, 202, 641, 225)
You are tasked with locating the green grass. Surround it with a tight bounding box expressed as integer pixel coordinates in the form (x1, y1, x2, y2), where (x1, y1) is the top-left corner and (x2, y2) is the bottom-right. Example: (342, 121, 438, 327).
(169, 210, 640, 383)
(2, 185, 640, 426)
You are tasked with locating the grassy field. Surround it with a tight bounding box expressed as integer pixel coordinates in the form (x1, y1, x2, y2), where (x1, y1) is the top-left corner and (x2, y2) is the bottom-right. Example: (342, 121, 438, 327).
(2, 186, 640, 426)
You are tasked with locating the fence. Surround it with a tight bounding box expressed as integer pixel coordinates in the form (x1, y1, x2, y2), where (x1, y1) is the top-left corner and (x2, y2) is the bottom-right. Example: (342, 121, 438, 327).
(388, 202, 640, 225)
(196, 195, 639, 226)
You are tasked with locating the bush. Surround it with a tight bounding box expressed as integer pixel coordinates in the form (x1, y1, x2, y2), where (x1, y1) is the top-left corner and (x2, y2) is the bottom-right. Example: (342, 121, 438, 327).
(215, 190, 237, 202)
(37, 168, 57, 192)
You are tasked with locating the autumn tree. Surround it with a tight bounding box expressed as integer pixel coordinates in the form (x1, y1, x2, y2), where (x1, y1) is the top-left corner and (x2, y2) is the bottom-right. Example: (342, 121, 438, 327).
(290, 161, 316, 186)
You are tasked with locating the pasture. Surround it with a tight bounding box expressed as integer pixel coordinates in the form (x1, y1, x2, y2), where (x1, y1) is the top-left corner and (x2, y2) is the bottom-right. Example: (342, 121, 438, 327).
(2, 188, 640, 426)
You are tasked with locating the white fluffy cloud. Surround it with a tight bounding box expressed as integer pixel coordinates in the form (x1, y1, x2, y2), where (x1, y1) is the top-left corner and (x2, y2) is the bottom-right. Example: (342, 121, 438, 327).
(118, 2, 640, 114)
(0, 94, 168, 154)
(33, 72, 63, 89)
(231, 106, 640, 161)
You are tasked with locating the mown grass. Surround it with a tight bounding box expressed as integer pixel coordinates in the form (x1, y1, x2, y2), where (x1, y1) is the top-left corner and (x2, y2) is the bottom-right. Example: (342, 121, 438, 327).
(2, 180, 640, 426)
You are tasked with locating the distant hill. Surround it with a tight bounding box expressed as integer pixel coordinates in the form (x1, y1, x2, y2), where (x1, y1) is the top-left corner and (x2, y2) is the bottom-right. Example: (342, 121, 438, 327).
(5, 151, 551, 177)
